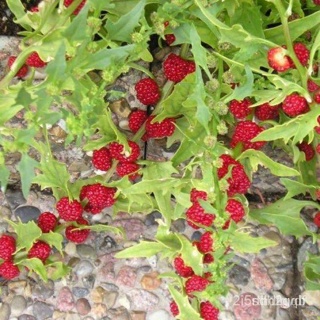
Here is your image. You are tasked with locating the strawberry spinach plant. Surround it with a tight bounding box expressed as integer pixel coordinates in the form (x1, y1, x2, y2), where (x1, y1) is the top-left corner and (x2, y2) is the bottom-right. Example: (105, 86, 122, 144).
(0, 0, 320, 318)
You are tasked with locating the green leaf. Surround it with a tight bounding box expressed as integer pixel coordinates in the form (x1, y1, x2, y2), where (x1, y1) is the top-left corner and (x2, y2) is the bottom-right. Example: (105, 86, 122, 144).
(304, 254, 320, 290)
(249, 199, 320, 239)
(105, 0, 146, 42)
(17, 154, 39, 199)
(6, 220, 42, 252)
(168, 285, 201, 320)
(280, 178, 317, 200)
(6, 0, 30, 29)
(45, 43, 68, 83)
(115, 241, 166, 258)
(230, 230, 278, 253)
(0, 166, 10, 193)
(39, 232, 64, 255)
(0, 90, 25, 125)
(20, 258, 47, 282)
(238, 150, 299, 177)
(47, 261, 71, 281)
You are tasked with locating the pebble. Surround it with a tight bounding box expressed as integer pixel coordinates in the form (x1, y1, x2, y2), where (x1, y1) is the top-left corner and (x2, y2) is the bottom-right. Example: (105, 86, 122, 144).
(117, 293, 131, 309)
(130, 311, 147, 320)
(8, 280, 27, 295)
(191, 231, 202, 241)
(77, 244, 97, 259)
(147, 309, 170, 320)
(18, 315, 36, 320)
(228, 264, 251, 286)
(250, 258, 274, 291)
(91, 303, 108, 318)
(116, 266, 137, 287)
(75, 260, 94, 277)
(140, 271, 162, 290)
(72, 287, 90, 298)
(233, 292, 262, 320)
(14, 205, 41, 223)
(5, 190, 26, 209)
(10, 295, 27, 316)
(172, 218, 186, 232)
(145, 211, 162, 226)
(91, 286, 107, 304)
(112, 219, 145, 241)
(76, 298, 91, 316)
(302, 290, 320, 308)
(32, 301, 54, 320)
(82, 275, 96, 288)
(107, 307, 130, 320)
(127, 289, 159, 311)
(297, 238, 319, 271)
(104, 291, 119, 308)
(97, 235, 117, 252)
(56, 287, 75, 312)
(101, 282, 119, 291)
(0, 303, 11, 320)
(31, 279, 55, 299)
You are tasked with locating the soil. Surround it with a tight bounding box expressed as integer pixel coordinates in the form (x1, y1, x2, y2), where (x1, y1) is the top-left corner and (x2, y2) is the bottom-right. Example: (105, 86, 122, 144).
(0, 0, 40, 36)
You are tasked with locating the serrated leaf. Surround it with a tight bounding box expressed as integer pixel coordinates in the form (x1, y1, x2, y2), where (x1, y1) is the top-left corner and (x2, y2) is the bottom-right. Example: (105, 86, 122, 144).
(304, 254, 320, 290)
(249, 199, 320, 239)
(39, 232, 64, 255)
(168, 285, 202, 320)
(280, 178, 317, 200)
(238, 150, 299, 177)
(7, 220, 42, 252)
(0, 166, 10, 193)
(17, 154, 39, 199)
(230, 230, 277, 253)
(115, 241, 166, 258)
(20, 258, 47, 282)
(47, 261, 71, 281)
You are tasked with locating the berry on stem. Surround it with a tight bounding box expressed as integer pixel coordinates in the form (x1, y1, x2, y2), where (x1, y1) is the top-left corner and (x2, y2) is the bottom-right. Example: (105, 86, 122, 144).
(135, 78, 161, 105)
(225, 199, 245, 226)
(28, 241, 51, 263)
(56, 197, 83, 221)
(185, 274, 210, 295)
(145, 116, 175, 139)
(92, 147, 112, 171)
(282, 93, 309, 117)
(0, 260, 20, 280)
(116, 162, 140, 180)
(7, 56, 28, 78)
(26, 52, 47, 68)
(229, 98, 252, 119)
(163, 53, 195, 82)
(0, 235, 16, 260)
(297, 141, 315, 161)
(190, 188, 208, 203)
(186, 203, 215, 229)
(196, 231, 214, 254)
(267, 47, 292, 72)
(109, 140, 140, 163)
(128, 110, 148, 133)
(314, 212, 320, 228)
(173, 256, 194, 278)
(170, 301, 179, 317)
(64, 0, 86, 15)
(200, 301, 219, 320)
(65, 217, 90, 243)
(37, 212, 58, 233)
(254, 102, 280, 121)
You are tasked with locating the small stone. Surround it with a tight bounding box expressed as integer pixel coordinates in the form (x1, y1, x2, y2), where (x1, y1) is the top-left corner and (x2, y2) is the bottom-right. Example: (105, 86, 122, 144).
(65, 242, 77, 256)
(97, 235, 117, 253)
(68, 257, 80, 268)
(112, 219, 145, 241)
(127, 289, 159, 311)
(33, 301, 54, 320)
(32, 279, 55, 299)
(298, 238, 319, 271)
(233, 292, 262, 320)
(269, 271, 286, 291)
(56, 287, 75, 312)
(82, 275, 96, 289)
(18, 315, 36, 320)
(172, 219, 186, 233)
(130, 311, 146, 320)
(191, 231, 202, 242)
(275, 309, 290, 320)
(14, 205, 41, 223)
(141, 272, 161, 290)
(91, 303, 108, 318)
(77, 244, 97, 259)
(147, 310, 170, 320)
(138, 265, 152, 274)
(107, 307, 130, 320)
(91, 287, 107, 304)
(117, 293, 130, 309)
(0, 303, 11, 320)
(11, 295, 27, 316)
(104, 291, 119, 309)
(109, 98, 131, 117)
(72, 287, 90, 298)
(75, 260, 94, 277)
(145, 211, 162, 226)
(8, 280, 27, 295)
(228, 264, 251, 286)
(116, 266, 137, 287)
(250, 258, 274, 291)
(5, 190, 26, 209)
(231, 255, 250, 268)
(301, 290, 320, 308)
(101, 282, 119, 291)
(146, 255, 157, 269)
(76, 298, 91, 316)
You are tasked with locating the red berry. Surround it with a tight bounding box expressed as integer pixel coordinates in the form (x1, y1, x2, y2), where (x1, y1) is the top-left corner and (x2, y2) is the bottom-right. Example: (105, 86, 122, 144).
(203, 253, 214, 264)
(0, 235, 16, 260)
(282, 93, 309, 117)
(135, 78, 161, 105)
(314, 116, 320, 134)
(92, 147, 112, 171)
(165, 34, 176, 45)
(108, 140, 140, 163)
(297, 141, 315, 161)
(56, 197, 83, 221)
(190, 188, 208, 203)
(173, 256, 194, 278)
(65, 217, 90, 243)
(314, 92, 320, 104)
(145, 116, 175, 139)
(0, 260, 20, 280)
(186, 203, 215, 229)
(314, 212, 320, 227)
(231, 120, 266, 150)
(80, 183, 116, 214)
(217, 154, 251, 197)
(307, 79, 320, 93)
(28, 241, 51, 263)
(229, 98, 252, 119)
(64, 0, 86, 15)
(225, 199, 245, 223)
(7, 56, 28, 78)
(314, 0, 320, 5)
(26, 52, 47, 68)
(254, 102, 280, 121)
(316, 144, 320, 154)
(200, 301, 219, 320)
(293, 42, 309, 66)
(170, 301, 179, 317)
(163, 53, 195, 82)
(185, 275, 210, 295)
(30, 6, 39, 12)
(116, 162, 140, 180)
(37, 212, 58, 233)
(267, 47, 292, 72)
(196, 231, 214, 253)
(128, 110, 148, 133)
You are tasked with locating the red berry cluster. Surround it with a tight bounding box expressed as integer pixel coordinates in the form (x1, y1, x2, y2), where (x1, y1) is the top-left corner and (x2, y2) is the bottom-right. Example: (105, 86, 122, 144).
(92, 140, 141, 180)
(64, 0, 86, 15)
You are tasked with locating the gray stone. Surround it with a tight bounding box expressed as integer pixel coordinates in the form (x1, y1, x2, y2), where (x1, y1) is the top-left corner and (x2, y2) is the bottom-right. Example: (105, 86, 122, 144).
(147, 310, 170, 320)
(127, 289, 159, 311)
(72, 287, 90, 298)
(32, 301, 54, 320)
(172, 219, 186, 233)
(77, 244, 97, 259)
(191, 231, 202, 242)
(101, 282, 119, 292)
(56, 287, 75, 312)
(32, 279, 55, 299)
(228, 264, 251, 286)
(14, 205, 41, 223)
(75, 260, 94, 277)
(107, 307, 130, 320)
(5, 190, 26, 209)
(145, 211, 162, 226)
(269, 272, 286, 291)
(298, 238, 319, 271)
(82, 275, 96, 289)
(18, 315, 36, 320)
(11, 295, 27, 316)
(275, 309, 290, 320)
(112, 219, 145, 241)
(230, 255, 250, 268)
(104, 291, 119, 309)
(97, 235, 117, 253)
(0, 303, 10, 320)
